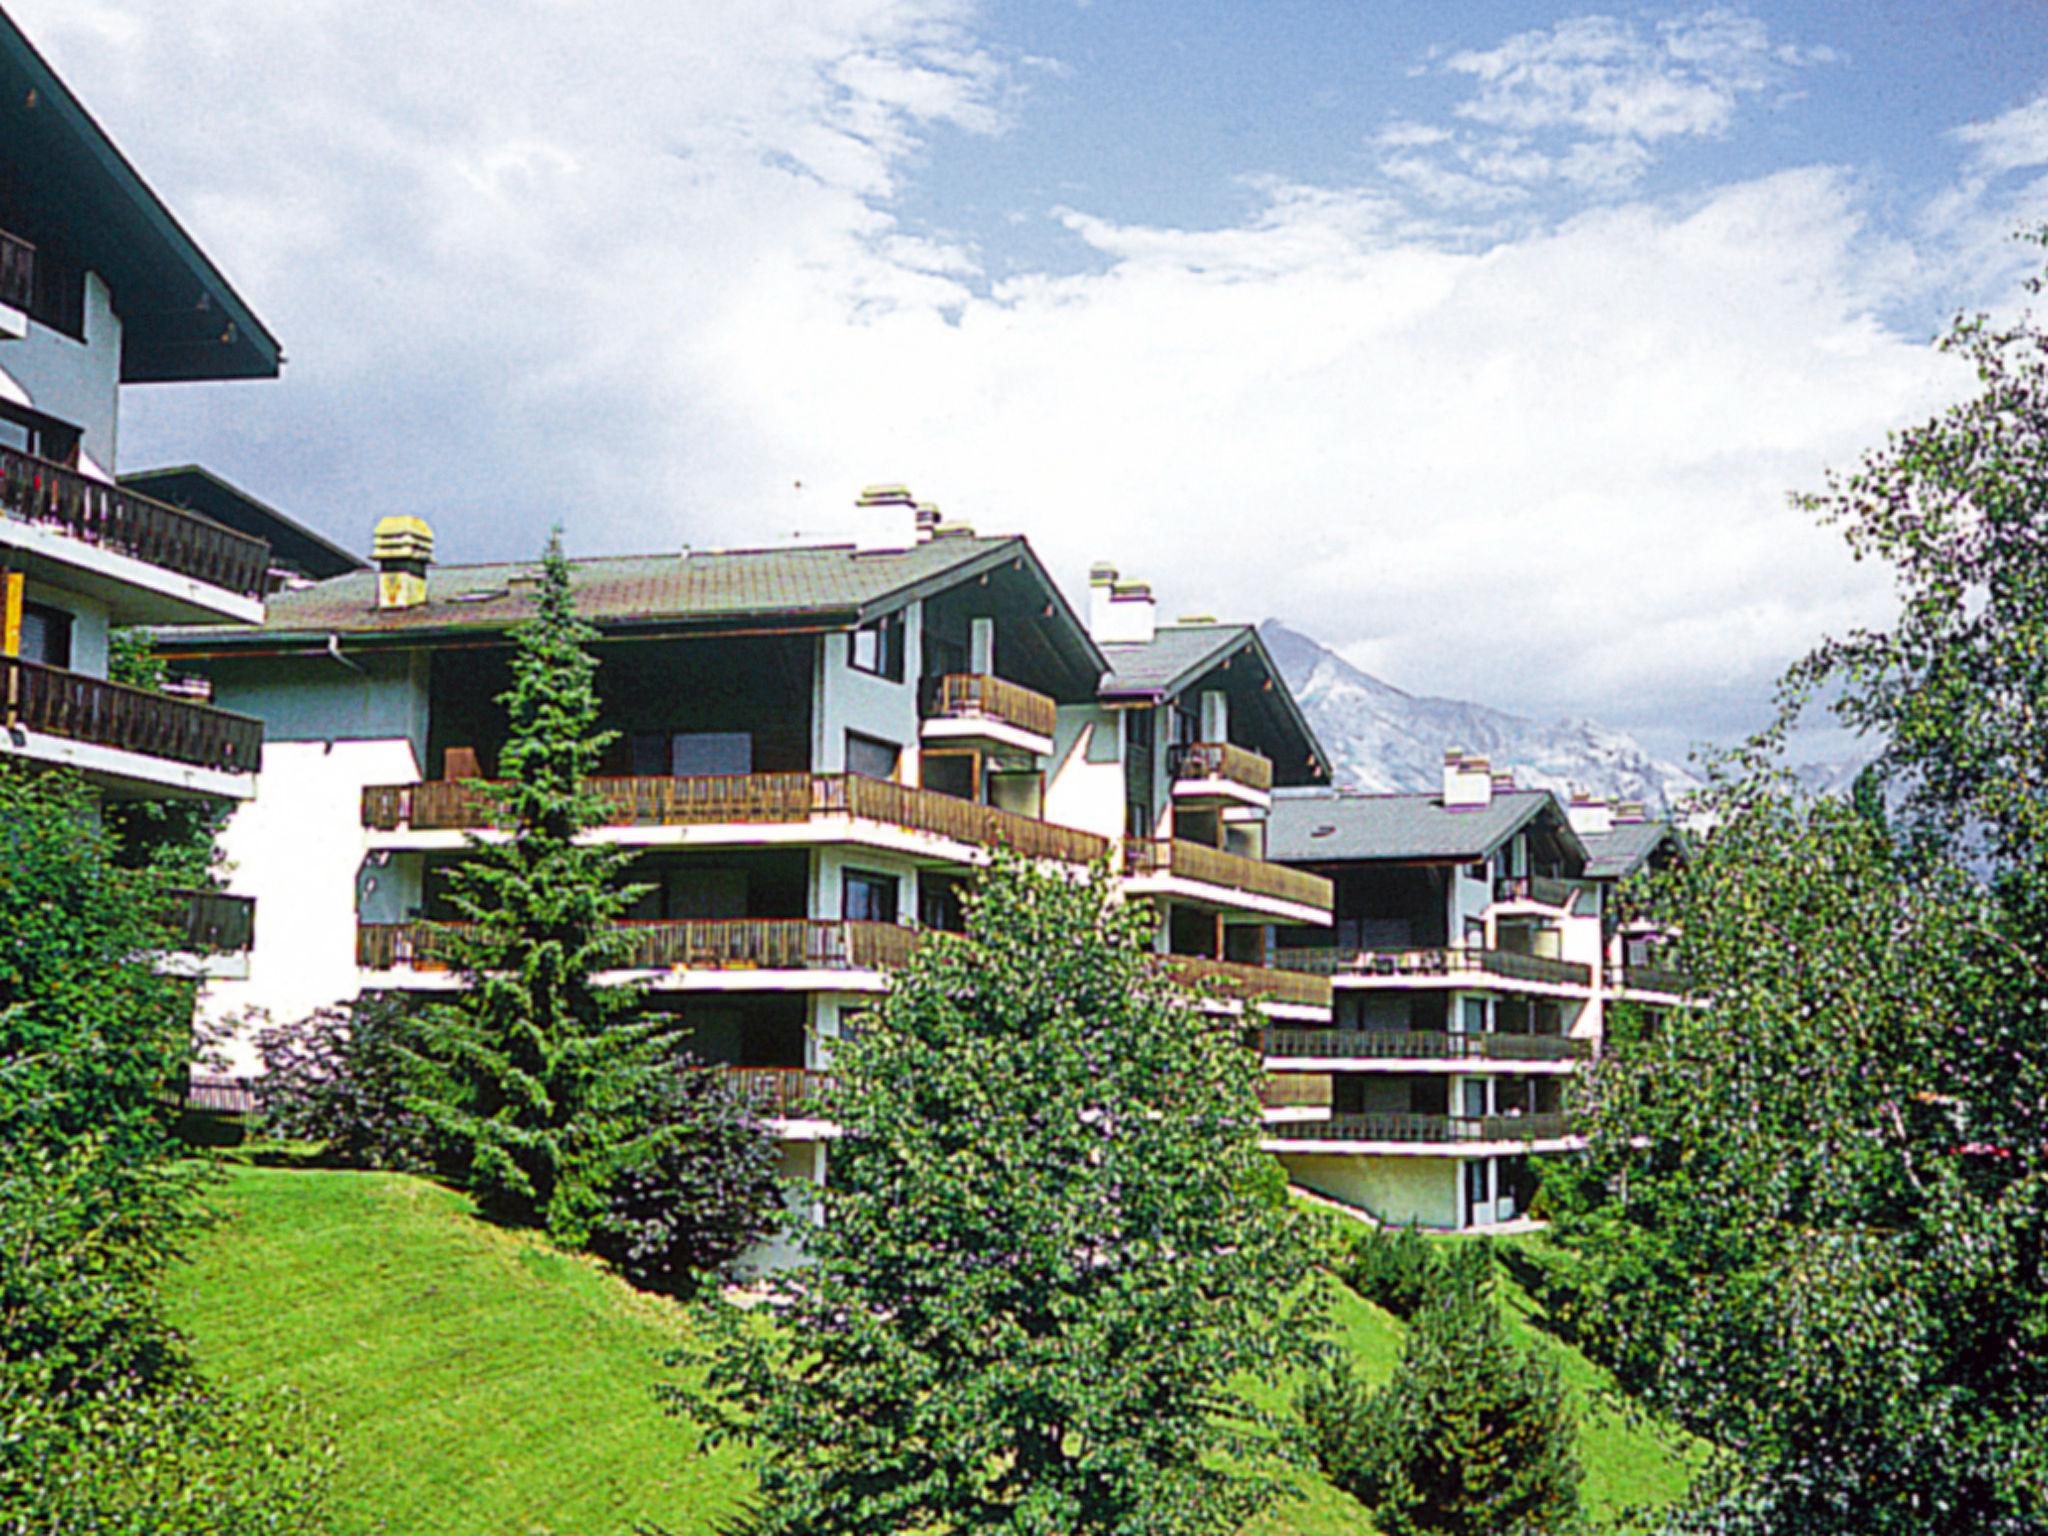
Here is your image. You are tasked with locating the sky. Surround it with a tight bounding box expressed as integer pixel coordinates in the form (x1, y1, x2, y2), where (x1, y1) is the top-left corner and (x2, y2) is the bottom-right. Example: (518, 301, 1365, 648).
(18, 0, 2048, 761)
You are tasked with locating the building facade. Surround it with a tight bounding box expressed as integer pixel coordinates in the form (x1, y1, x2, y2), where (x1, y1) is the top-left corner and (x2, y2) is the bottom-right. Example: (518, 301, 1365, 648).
(1263, 756, 1683, 1228)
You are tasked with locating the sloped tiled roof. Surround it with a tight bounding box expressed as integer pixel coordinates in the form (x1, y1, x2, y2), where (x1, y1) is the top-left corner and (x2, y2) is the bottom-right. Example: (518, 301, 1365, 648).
(1269, 787, 1579, 864)
(1579, 820, 1682, 880)
(162, 535, 1045, 644)
(1099, 624, 1254, 698)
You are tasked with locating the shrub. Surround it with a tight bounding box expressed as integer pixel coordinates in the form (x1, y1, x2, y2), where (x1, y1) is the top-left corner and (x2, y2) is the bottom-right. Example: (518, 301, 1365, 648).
(589, 1063, 781, 1295)
(1338, 1221, 1445, 1319)
(254, 996, 442, 1172)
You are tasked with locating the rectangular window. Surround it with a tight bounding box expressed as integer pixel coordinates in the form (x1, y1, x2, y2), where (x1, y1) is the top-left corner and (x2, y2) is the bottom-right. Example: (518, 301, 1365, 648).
(849, 612, 905, 680)
(1462, 1080, 1490, 1118)
(921, 749, 976, 801)
(842, 869, 898, 924)
(18, 602, 71, 668)
(1465, 1159, 1491, 1221)
(1461, 997, 1488, 1034)
(1465, 858, 1489, 883)
(845, 731, 900, 781)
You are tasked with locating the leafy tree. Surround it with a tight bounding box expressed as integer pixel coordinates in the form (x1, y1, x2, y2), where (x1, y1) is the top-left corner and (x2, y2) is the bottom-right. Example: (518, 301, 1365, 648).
(1302, 1242, 1583, 1536)
(588, 1063, 781, 1296)
(1541, 239, 2048, 1532)
(404, 529, 665, 1240)
(103, 627, 229, 890)
(254, 995, 443, 1172)
(681, 854, 1321, 1536)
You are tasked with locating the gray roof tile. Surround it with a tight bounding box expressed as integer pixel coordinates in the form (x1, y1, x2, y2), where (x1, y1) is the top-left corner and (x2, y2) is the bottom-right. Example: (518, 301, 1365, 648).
(1579, 820, 1682, 880)
(1269, 787, 1568, 863)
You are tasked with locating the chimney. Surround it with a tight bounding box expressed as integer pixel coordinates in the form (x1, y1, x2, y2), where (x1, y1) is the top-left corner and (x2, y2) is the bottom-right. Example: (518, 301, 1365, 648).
(856, 484, 925, 541)
(1567, 793, 1614, 836)
(1614, 800, 1648, 824)
(372, 516, 434, 610)
(1088, 563, 1156, 644)
(1442, 748, 1493, 811)
(1491, 769, 1517, 794)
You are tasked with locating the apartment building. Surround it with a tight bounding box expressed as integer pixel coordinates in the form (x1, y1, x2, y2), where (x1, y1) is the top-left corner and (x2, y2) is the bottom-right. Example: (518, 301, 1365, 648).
(0, 9, 287, 968)
(159, 490, 1335, 1216)
(1262, 754, 1682, 1230)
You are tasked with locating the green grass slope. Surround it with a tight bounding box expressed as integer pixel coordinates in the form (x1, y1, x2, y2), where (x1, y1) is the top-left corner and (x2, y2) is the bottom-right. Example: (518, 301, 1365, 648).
(167, 1166, 1691, 1536)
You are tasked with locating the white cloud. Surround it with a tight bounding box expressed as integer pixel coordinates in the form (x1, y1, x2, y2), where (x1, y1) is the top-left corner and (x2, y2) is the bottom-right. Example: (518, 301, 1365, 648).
(7, 0, 2005, 750)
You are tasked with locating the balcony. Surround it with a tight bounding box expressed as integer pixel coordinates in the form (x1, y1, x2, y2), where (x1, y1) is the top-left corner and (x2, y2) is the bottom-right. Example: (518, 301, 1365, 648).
(1263, 1111, 1575, 1147)
(1161, 954, 1332, 1015)
(176, 890, 256, 952)
(1167, 741, 1274, 811)
(1, 655, 263, 790)
(359, 917, 919, 983)
(1263, 1028, 1589, 1066)
(1258, 1074, 1333, 1118)
(0, 447, 271, 606)
(360, 771, 1110, 865)
(1608, 961, 1691, 998)
(0, 230, 31, 314)
(1273, 945, 1591, 992)
(1121, 838, 1334, 922)
(920, 673, 1057, 757)
(1493, 873, 1583, 909)
(716, 1067, 835, 1135)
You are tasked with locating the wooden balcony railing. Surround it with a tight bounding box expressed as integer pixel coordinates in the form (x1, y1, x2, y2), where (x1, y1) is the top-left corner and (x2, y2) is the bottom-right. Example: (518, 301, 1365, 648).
(1609, 962, 1691, 997)
(1, 655, 263, 773)
(1271, 945, 1591, 989)
(1493, 873, 1581, 908)
(1162, 954, 1332, 1010)
(715, 1066, 833, 1117)
(174, 890, 255, 952)
(0, 447, 272, 600)
(1122, 838, 1334, 912)
(1257, 1074, 1333, 1110)
(1167, 741, 1274, 793)
(358, 917, 919, 973)
(0, 230, 32, 312)
(923, 673, 1058, 739)
(1264, 1111, 1574, 1144)
(362, 772, 1111, 865)
(1263, 1029, 1590, 1063)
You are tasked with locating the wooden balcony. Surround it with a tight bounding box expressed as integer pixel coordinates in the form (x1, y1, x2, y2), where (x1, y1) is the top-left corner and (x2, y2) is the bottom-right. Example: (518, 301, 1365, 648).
(922, 673, 1058, 740)
(1, 655, 263, 774)
(1608, 962, 1691, 997)
(175, 890, 255, 952)
(1272, 945, 1591, 990)
(358, 917, 919, 974)
(715, 1066, 833, 1118)
(360, 771, 1110, 865)
(1493, 873, 1581, 908)
(1264, 1111, 1573, 1145)
(0, 447, 271, 600)
(1161, 954, 1332, 1010)
(1263, 1028, 1589, 1063)
(1257, 1074, 1333, 1111)
(1122, 837, 1333, 914)
(0, 229, 31, 312)
(1167, 741, 1274, 793)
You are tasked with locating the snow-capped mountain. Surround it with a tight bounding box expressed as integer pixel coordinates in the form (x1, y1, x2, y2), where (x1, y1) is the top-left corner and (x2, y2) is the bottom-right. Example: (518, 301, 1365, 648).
(1260, 620, 1703, 812)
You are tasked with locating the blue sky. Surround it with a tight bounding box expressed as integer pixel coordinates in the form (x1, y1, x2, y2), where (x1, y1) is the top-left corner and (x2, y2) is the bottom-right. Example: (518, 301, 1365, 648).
(20, 1, 2048, 763)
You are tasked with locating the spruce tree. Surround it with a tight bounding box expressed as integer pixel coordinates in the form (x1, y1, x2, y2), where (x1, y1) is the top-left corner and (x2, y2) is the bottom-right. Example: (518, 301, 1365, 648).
(1302, 1241, 1584, 1536)
(407, 528, 662, 1240)
(683, 853, 1321, 1536)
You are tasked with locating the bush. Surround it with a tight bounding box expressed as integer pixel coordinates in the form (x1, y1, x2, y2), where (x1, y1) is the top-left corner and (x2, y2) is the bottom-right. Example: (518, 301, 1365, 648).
(254, 996, 442, 1172)
(1338, 1221, 1446, 1319)
(1302, 1242, 1584, 1536)
(589, 1063, 781, 1295)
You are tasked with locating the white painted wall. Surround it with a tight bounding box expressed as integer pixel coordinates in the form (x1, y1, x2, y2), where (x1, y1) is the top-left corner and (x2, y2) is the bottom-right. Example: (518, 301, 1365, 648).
(20, 575, 109, 676)
(1045, 706, 1125, 844)
(811, 603, 923, 778)
(0, 273, 121, 470)
(1279, 1152, 1461, 1228)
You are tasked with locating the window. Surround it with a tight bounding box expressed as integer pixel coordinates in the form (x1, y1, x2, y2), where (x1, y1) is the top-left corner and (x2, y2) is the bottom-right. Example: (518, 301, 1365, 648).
(845, 731, 900, 781)
(1465, 857, 1490, 883)
(921, 749, 976, 801)
(850, 612, 905, 680)
(18, 601, 71, 668)
(843, 869, 898, 924)
(1461, 997, 1488, 1034)
(0, 399, 81, 464)
(1462, 1080, 1490, 1117)
(1465, 1159, 1492, 1220)
(634, 731, 751, 777)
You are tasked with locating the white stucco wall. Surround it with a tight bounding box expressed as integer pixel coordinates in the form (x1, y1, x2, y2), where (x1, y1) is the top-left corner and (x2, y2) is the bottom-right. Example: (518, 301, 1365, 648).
(1045, 706, 1125, 844)
(1279, 1152, 1461, 1229)
(0, 274, 121, 470)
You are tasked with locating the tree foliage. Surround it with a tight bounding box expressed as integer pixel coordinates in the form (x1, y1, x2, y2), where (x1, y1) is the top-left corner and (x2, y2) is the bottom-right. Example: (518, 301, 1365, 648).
(404, 529, 668, 1240)
(1334, 1222, 1447, 1321)
(1302, 1242, 1583, 1536)
(681, 854, 1320, 1536)
(254, 996, 443, 1172)
(1542, 240, 2048, 1532)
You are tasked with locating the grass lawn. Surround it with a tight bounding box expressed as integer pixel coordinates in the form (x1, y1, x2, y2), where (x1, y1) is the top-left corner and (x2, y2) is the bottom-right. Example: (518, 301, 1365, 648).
(167, 1164, 1694, 1536)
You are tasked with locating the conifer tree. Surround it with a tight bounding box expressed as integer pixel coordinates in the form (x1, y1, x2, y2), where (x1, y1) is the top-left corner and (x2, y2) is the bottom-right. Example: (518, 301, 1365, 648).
(1302, 1241, 1583, 1536)
(407, 528, 663, 1240)
(683, 853, 1320, 1536)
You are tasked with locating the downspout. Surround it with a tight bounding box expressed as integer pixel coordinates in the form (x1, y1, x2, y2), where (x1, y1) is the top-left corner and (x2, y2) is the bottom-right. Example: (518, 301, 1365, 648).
(325, 632, 364, 674)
